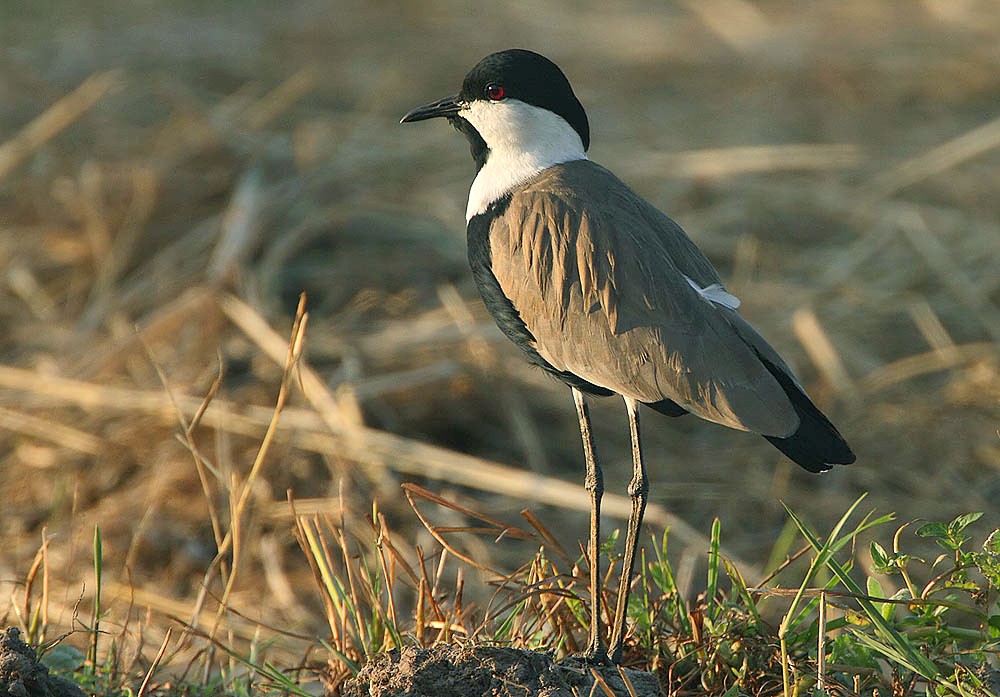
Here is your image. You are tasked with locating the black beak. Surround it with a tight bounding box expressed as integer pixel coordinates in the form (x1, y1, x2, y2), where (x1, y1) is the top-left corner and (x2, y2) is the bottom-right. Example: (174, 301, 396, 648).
(400, 95, 462, 124)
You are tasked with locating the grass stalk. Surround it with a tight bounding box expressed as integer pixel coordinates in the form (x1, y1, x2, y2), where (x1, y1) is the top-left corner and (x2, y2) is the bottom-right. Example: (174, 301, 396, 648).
(89, 525, 103, 676)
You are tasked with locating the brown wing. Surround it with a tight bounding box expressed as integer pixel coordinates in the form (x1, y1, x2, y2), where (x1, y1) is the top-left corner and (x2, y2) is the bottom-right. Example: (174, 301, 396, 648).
(490, 160, 800, 437)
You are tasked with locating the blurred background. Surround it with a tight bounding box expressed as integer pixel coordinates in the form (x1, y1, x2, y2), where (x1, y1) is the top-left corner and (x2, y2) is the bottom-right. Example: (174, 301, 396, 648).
(1, 0, 998, 668)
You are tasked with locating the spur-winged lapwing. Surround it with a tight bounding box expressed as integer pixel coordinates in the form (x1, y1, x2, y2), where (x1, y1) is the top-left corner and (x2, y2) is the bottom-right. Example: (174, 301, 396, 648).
(401, 48, 855, 664)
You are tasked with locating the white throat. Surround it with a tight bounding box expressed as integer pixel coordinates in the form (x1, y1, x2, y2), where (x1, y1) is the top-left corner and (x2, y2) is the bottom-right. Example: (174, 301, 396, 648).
(462, 99, 587, 220)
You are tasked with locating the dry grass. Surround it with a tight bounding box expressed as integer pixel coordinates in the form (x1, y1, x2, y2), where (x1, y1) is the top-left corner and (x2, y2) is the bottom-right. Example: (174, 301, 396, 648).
(1, 0, 999, 690)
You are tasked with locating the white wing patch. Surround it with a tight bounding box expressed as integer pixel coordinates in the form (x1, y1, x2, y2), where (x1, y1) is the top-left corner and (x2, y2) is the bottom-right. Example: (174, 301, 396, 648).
(685, 276, 741, 310)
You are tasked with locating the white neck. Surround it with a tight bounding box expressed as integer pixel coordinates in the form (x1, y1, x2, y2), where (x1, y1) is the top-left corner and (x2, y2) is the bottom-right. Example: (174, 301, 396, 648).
(461, 99, 587, 220)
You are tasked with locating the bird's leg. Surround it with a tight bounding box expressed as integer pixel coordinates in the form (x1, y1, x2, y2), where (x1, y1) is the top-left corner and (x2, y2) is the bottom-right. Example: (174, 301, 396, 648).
(608, 396, 648, 664)
(572, 387, 607, 662)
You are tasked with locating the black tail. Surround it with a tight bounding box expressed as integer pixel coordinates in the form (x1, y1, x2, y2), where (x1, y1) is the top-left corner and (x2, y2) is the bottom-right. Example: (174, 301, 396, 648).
(759, 357, 856, 473)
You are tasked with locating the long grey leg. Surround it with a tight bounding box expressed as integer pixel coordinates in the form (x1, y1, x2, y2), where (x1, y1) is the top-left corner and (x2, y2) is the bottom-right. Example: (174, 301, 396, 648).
(572, 387, 606, 661)
(608, 396, 648, 663)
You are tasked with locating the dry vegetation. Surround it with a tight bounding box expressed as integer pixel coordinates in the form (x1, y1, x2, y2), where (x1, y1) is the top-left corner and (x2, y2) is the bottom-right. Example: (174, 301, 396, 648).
(1, 0, 999, 694)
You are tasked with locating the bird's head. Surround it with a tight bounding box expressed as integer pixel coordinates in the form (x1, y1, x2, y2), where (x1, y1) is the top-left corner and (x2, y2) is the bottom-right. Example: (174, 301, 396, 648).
(401, 49, 590, 173)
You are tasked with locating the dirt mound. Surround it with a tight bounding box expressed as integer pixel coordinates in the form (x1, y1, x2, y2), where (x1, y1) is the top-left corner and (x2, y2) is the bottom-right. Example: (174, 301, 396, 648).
(0, 628, 85, 697)
(339, 644, 661, 697)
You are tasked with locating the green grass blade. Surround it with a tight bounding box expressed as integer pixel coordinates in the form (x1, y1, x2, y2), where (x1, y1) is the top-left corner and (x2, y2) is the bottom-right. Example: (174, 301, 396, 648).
(782, 500, 938, 679)
(779, 494, 868, 641)
(707, 518, 721, 622)
(723, 558, 760, 628)
(649, 528, 690, 634)
(89, 525, 102, 675)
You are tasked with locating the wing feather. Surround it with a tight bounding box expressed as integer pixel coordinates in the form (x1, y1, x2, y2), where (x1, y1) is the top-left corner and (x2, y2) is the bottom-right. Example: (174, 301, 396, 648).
(489, 160, 799, 437)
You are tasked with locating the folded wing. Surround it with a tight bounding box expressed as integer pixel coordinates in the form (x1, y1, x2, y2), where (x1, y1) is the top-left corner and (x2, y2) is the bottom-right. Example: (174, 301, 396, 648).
(489, 160, 801, 438)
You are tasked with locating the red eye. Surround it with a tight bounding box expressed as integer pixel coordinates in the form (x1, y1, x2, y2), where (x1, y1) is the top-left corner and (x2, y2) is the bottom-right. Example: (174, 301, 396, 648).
(486, 84, 505, 101)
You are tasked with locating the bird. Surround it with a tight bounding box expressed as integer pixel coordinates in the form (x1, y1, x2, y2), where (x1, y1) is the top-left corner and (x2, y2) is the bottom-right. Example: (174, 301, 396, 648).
(401, 48, 855, 664)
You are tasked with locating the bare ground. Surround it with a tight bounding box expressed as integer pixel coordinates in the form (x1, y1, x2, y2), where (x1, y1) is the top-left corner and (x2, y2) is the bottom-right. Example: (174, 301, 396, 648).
(0, 628, 85, 697)
(341, 645, 661, 697)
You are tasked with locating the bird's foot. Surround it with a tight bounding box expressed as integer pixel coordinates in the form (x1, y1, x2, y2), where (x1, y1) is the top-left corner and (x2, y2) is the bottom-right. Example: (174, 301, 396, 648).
(606, 645, 623, 665)
(576, 640, 612, 665)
